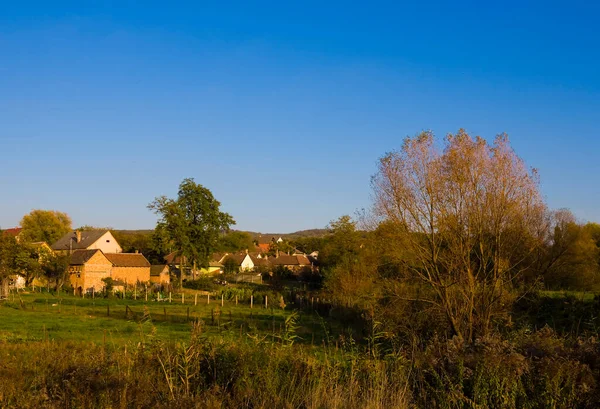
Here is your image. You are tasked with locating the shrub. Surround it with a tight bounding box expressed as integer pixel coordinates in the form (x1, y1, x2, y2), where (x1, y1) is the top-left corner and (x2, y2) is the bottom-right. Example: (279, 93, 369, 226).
(183, 277, 218, 292)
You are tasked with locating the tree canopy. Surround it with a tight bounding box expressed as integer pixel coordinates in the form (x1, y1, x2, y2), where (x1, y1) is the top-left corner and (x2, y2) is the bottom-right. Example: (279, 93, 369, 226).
(148, 178, 235, 279)
(217, 231, 255, 253)
(20, 210, 72, 244)
(372, 130, 547, 341)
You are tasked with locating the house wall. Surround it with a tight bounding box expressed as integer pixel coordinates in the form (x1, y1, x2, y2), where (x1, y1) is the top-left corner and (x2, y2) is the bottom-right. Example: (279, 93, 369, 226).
(240, 255, 254, 272)
(198, 266, 222, 275)
(112, 266, 150, 285)
(150, 270, 170, 284)
(88, 232, 122, 254)
(70, 251, 112, 292)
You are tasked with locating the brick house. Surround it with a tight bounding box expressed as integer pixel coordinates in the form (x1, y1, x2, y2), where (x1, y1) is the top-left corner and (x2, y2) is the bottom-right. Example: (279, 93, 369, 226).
(104, 253, 151, 285)
(52, 230, 122, 255)
(69, 249, 113, 293)
(68, 249, 151, 294)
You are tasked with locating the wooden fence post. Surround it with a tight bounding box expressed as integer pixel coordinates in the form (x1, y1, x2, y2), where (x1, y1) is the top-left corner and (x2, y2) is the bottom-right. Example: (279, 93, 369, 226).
(265, 295, 268, 309)
(250, 295, 253, 309)
(235, 295, 238, 305)
(169, 292, 172, 303)
(195, 294, 197, 306)
(182, 293, 185, 304)
(221, 294, 224, 307)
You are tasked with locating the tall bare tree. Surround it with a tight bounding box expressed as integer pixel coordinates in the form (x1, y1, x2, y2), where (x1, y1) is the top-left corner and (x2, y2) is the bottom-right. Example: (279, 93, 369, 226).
(372, 130, 547, 341)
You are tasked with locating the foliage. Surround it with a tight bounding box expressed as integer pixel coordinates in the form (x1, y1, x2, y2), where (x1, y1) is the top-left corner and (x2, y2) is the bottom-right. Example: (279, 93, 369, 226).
(182, 277, 219, 292)
(222, 257, 239, 274)
(0, 336, 410, 408)
(218, 231, 255, 252)
(112, 230, 167, 265)
(534, 210, 600, 291)
(19, 209, 72, 244)
(372, 130, 547, 342)
(148, 178, 235, 280)
(41, 253, 70, 290)
(0, 234, 20, 294)
(319, 215, 362, 272)
(101, 277, 114, 293)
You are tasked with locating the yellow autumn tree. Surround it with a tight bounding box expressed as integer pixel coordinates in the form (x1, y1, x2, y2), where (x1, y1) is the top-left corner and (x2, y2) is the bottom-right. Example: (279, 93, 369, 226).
(372, 130, 547, 341)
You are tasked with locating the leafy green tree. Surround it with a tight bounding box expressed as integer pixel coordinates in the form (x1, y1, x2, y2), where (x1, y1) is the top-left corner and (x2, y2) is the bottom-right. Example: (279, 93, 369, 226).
(268, 240, 294, 256)
(0, 234, 44, 288)
(77, 225, 112, 231)
(320, 215, 362, 271)
(0, 233, 20, 296)
(223, 257, 239, 274)
(41, 253, 71, 291)
(15, 243, 43, 286)
(292, 236, 325, 254)
(20, 210, 72, 244)
(538, 210, 600, 290)
(218, 231, 255, 252)
(148, 178, 235, 285)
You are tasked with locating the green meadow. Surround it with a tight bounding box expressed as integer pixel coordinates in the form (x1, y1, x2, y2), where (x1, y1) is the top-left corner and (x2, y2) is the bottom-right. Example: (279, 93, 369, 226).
(0, 289, 334, 346)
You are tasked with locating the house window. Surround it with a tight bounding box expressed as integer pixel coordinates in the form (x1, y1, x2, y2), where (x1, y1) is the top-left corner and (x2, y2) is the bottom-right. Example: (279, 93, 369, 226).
(106, 240, 110, 243)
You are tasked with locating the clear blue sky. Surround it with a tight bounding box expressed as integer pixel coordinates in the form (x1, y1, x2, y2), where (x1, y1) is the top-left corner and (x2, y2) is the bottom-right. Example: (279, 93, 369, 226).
(1, 1, 599, 232)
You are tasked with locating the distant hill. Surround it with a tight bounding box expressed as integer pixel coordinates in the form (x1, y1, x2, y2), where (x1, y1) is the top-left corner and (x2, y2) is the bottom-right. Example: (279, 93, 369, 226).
(112, 228, 329, 240)
(113, 229, 154, 235)
(243, 229, 329, 240)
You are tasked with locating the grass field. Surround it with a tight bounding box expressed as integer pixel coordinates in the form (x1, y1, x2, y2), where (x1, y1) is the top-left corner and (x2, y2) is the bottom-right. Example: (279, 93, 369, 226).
(0, 289, 335, 347)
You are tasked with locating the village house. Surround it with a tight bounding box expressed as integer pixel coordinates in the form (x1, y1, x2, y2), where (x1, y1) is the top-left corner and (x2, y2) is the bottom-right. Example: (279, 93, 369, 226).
(269, 253, 315, 274)
(254, 235, 283, 252)
(69, 249, 113, 294)
(67, 246, 151, 294)
(104, 252, 151, 285)
(52, 230, 122, 255)
(2, 227, 23, 241)
(150, 265, 171, 284)
(164, 251, 225, 276)
(222, 253, 255, 272)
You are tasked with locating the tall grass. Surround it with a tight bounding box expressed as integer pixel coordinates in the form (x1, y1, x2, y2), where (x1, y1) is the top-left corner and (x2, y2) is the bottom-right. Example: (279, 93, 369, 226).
(0, 331, 410, 408)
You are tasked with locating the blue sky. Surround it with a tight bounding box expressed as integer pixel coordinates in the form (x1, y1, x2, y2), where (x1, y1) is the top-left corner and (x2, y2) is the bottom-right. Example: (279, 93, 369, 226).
(1, 1, 599, 232)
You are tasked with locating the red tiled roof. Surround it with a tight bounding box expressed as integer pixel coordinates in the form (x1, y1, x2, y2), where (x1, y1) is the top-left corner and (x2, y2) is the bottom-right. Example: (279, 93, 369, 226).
(2, 227, 22, 237)
(257, 243, 270, 252)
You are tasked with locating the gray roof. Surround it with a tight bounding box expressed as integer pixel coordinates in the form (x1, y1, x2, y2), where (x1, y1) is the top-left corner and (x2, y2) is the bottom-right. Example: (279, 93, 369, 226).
(150, 265, 169, 276)
(70, 249, 104, 265)
(51, 230, 108, 251)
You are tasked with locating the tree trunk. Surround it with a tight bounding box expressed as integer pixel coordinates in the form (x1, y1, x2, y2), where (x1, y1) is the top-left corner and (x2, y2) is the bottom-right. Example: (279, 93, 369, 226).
(0, 277, 9, 299)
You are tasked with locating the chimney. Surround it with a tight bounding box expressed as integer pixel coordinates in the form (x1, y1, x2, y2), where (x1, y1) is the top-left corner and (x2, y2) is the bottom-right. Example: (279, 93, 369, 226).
(76, 231, 81, 243)
(245, 249, 248, 254)
(135, 250, 139, 254)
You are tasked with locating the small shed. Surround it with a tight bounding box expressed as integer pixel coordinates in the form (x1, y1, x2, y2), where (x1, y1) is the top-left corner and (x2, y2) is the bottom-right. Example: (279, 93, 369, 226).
(150, 265, 170, 284)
